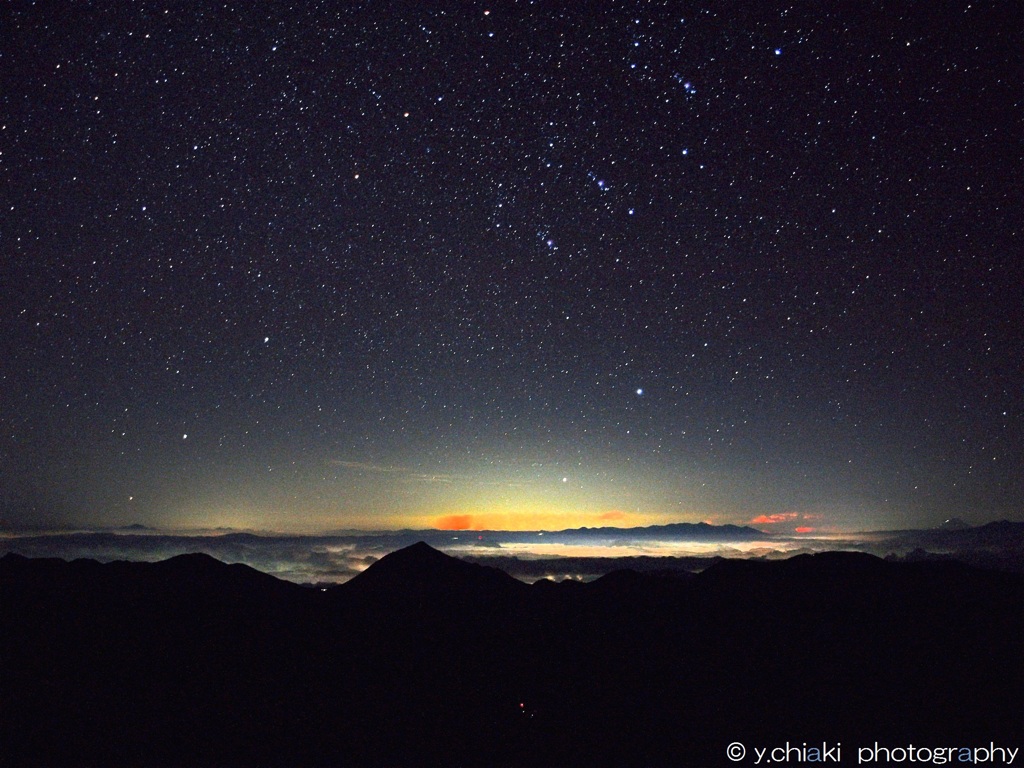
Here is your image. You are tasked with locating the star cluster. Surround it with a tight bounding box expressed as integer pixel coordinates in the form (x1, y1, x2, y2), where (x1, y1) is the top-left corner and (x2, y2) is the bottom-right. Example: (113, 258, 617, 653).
(1, 1, 1020, 532)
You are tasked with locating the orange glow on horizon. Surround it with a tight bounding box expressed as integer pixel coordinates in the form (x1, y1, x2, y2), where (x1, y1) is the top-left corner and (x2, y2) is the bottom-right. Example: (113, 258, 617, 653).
(435, 514, 480, 530)
(428, 507, 661, 532)
(795, 526, 815, 533)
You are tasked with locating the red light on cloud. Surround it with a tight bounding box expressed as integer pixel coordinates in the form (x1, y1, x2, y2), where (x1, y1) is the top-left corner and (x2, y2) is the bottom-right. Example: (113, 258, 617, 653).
(598, 510, 629, 522)
(752, 512, 824, 531)
(435, 514, 476, 530)
(751, 512, 799, 525)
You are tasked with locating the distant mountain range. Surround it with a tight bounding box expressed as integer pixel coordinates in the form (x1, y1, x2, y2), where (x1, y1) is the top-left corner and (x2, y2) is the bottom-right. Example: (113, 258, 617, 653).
(2, 543, 1021, 766)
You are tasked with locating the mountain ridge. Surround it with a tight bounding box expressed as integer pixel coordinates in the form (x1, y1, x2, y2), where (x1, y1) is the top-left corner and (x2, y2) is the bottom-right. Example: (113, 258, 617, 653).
(2, 543, 1021, 766)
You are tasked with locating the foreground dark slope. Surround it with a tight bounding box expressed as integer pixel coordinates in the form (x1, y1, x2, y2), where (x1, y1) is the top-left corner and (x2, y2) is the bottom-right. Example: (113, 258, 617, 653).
(1, 546, 1021, 767)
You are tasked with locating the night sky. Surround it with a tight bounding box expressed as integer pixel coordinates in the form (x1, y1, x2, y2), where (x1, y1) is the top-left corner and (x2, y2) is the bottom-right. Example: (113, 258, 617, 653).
(2, 1, 1021, 535)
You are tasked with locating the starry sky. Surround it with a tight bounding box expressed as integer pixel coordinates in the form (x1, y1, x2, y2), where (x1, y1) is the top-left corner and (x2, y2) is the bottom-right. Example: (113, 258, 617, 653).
(2, 1, 1021, 535)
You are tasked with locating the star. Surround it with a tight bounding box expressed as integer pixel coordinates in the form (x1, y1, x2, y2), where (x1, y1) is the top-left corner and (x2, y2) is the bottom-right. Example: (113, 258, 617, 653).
(1, 0, 1015, 537)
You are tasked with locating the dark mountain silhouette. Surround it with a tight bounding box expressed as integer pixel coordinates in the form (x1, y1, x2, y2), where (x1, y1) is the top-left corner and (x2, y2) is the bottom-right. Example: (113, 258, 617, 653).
(343, 540, 526, 599)
(1, 545, 1021, 767)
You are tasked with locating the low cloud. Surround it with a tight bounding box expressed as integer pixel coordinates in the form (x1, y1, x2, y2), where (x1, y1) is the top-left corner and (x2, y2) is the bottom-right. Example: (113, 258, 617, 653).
(332, 460, 475, 486)
(406, 473, 460, 484)
(331, 460, 403, 474)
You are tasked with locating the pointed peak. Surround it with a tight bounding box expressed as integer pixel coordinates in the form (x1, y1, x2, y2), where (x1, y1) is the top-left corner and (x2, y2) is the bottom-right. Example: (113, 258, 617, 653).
(156, 552, 229, 572)
(345, 542, 524, 598)
(360, 542, 465, 576)
(367, 541, 452, 569)
(403, 540, 442, 555)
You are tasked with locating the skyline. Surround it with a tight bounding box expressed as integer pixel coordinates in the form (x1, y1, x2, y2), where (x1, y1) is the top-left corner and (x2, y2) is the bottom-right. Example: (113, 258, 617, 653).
(2, 2, 1021, 535)
(6, 518, 1022, 585)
